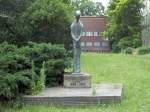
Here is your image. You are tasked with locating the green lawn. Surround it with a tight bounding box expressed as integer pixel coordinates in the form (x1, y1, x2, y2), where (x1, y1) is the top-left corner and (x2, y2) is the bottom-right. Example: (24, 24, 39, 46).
(2, 53, 150, 112)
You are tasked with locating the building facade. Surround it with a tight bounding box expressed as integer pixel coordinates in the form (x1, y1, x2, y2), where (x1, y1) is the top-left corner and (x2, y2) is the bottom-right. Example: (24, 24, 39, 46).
(142, 0, 150, 45)
(80, 16, 110, 52)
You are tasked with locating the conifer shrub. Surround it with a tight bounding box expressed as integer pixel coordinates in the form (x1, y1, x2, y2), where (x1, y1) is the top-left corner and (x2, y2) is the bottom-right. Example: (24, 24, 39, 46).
(0, 42, 71, 101)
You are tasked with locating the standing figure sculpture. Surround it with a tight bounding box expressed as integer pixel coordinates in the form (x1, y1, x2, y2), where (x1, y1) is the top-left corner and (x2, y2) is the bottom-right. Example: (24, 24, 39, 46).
(71, 10, 83, 73)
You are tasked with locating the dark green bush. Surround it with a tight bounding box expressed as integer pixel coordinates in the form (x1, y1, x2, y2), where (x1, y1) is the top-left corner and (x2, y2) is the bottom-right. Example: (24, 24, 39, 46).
(0, 42, 71, 100)
(122, 47, 134, 54)
(112, 36, 142, 53)
(0, 70, 32, 99)
(19, 42, 71, 86)
(0, 42, 18, 54)
(137, 46, 150, 55)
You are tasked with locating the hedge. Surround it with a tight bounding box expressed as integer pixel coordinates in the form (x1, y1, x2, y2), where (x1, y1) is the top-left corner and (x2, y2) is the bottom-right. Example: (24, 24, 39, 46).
(0, 42, 71, 101)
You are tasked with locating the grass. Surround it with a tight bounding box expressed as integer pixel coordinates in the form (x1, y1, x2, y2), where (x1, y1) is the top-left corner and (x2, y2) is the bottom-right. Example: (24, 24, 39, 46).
(1, 53, 150, 112)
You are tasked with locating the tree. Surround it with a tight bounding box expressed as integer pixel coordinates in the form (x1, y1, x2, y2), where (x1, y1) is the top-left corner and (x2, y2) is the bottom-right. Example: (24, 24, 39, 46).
(23, 0, 73, 49)
(0, 0, 35, 44)
(0, 0, 73, 49)
(105, 0, 144, 52)
(71, 0, 105, 16)
(61, 0, 71, 4)
(0, 0, 33, 17)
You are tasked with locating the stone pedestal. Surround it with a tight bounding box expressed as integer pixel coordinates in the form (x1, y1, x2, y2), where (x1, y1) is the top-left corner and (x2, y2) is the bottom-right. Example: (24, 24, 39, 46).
(23, 83, 123, 105)
(63, 73, 91, 88)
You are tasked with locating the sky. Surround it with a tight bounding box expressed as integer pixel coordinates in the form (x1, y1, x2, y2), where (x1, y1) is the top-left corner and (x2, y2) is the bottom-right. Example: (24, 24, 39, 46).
(92, 0, 109, 8)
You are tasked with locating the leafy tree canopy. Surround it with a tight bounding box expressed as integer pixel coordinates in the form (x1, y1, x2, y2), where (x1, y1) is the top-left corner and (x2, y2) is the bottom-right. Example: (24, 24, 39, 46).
(23, 0, 73, 48)
(0, 0, 73, 49)
(0, 0, 34, 44)
(71, 0, 105, 16)
(105, 0, 144, 52)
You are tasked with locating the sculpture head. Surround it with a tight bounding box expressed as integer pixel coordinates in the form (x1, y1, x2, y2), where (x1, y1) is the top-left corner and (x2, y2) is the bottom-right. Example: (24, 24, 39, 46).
(75, 10, 81, 22)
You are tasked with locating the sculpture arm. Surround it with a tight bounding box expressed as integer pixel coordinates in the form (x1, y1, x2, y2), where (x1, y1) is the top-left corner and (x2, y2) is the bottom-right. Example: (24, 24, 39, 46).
(71, 33, 81, 42)
(71, 21, 83, 42)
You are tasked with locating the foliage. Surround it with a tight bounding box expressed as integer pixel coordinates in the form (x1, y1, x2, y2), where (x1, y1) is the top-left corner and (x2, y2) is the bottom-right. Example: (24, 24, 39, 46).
(0, 0, 73, 49)
(0, 0, 34, 17)
(39, 62, 46, 91)
(105, 0, 144, 52)
(71, 0, 104, 16)
(92, 85, 96, 96)
(23, 0, 73, 49)
(137, 46, 150, 55)
(122, 47, 134, 54)
(19, 42, 71, 86)
(0, 42, 71, 100)
(30, 61, 46, 95)
(0, 0, 34, 44)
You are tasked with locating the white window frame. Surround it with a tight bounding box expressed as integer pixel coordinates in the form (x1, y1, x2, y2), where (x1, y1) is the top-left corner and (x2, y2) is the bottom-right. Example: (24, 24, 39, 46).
(90, 32, 93, 36)
(94, 32, 98, 36)
(86, 42, 92, 46)
(86, 32, 90, 36)
(94, 42, 100, 47)
(86, 32, 94, 36)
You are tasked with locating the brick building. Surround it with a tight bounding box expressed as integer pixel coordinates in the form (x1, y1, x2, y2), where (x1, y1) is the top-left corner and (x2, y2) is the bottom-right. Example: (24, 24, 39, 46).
(80, 16, 110, 52)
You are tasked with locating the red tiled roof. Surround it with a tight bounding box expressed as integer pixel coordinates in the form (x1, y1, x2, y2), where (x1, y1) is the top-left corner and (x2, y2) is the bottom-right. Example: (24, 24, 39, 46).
(80, 16, 107, 32)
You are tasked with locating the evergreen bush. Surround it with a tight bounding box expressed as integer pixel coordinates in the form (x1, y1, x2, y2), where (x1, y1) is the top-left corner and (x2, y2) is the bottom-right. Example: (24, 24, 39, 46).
(0, 42, 71, 101)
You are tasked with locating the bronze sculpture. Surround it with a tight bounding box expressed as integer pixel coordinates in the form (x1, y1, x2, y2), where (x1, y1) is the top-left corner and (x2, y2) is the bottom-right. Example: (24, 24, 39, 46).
(71, 10, 83, 73)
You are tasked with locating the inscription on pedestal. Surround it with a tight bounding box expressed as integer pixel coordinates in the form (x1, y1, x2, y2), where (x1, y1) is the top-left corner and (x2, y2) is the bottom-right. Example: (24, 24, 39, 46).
(70, 81, 86, 86)
(64, 73, 91, 88)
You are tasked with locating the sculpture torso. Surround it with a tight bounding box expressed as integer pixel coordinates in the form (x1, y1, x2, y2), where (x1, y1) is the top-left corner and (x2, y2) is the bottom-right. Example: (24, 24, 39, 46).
(71, 21, 83, 42)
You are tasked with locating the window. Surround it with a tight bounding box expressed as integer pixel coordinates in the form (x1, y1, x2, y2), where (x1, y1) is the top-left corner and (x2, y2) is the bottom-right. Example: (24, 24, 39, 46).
(81, 42, 85, 46)
(86, 32, 90, 36)
(101, 42, 108, 47)
(85, 32, 93, 36)
(94, 32, 98, 36)
(90, 32, 93, 36)
(94, 42, 100, 46)
(86, 42, 92, 46)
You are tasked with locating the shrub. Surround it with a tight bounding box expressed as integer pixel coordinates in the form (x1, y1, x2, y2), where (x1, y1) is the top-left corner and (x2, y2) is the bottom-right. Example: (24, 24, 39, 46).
(0, 70, 32, 100)
(0, 42, 71, 100)
(20, 42, 71, 86)
(137, 46, 150, 55)
(122, 47, 134, 54)
(112, 37, 141, 53)
(0, 42, 18, 54)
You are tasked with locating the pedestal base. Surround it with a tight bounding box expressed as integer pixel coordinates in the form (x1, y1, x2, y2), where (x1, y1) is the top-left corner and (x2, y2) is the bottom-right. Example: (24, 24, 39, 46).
(23, 83, 123, 105)
(64, 73, 91, 88)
